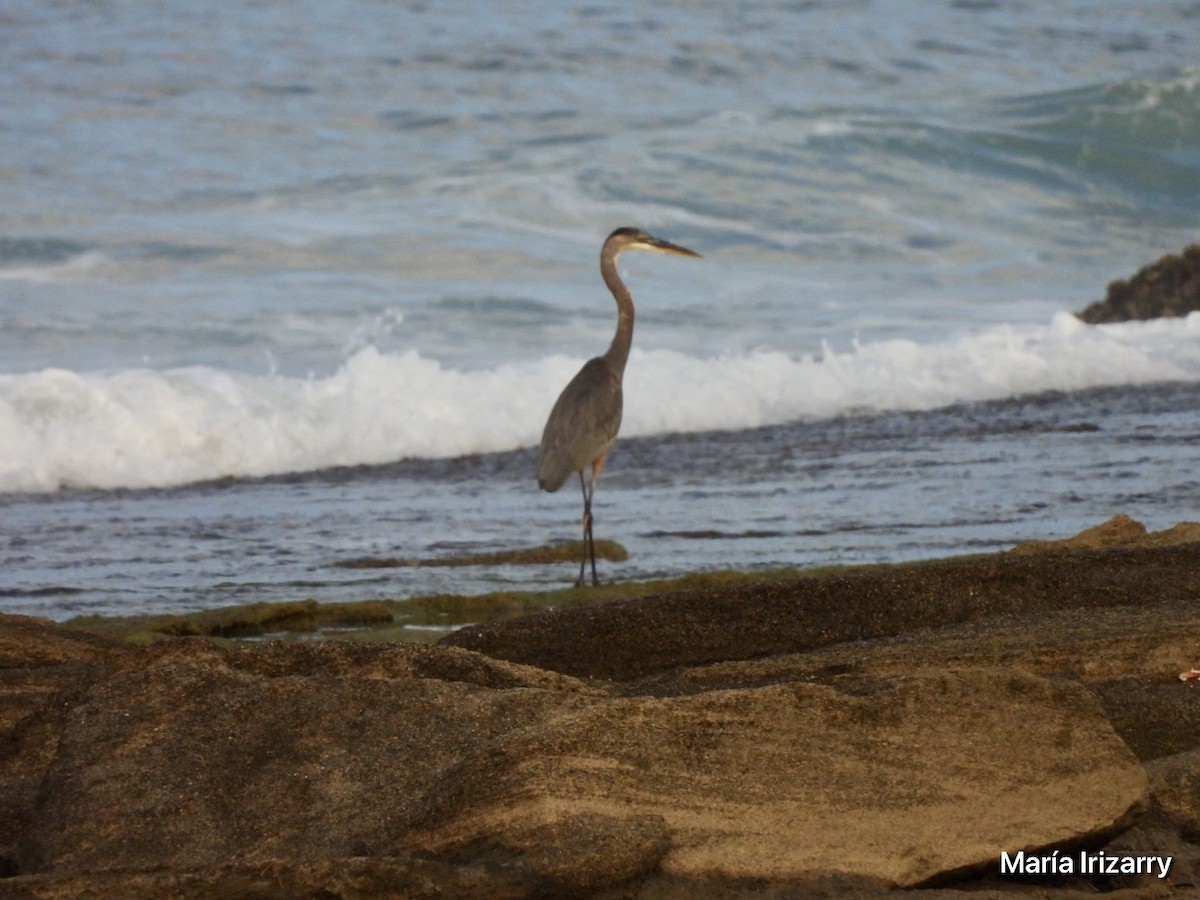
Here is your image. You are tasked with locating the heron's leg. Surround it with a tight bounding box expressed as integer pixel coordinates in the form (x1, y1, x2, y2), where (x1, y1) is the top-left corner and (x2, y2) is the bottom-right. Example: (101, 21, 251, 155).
(584, 452, 609, 586)
(575, 470, 594, 587)
(585, 475, 598, 587)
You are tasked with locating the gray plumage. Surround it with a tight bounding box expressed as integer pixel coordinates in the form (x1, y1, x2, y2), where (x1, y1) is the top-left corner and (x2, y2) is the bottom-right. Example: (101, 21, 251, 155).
(537, 356, 622, 493)
(537, 226, 700, 586)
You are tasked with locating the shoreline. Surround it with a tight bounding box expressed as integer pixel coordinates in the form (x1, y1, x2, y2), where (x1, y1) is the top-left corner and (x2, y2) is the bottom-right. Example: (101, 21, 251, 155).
(62, 513, 1200, 650)
(62, 555, 1017, 647)
(4, 514, 1200, 897)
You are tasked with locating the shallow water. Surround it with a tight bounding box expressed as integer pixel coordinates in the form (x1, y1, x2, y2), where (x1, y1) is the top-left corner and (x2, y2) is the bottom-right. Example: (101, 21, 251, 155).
(4, 380, 1196, 620)
(1, 1, 1199, 618)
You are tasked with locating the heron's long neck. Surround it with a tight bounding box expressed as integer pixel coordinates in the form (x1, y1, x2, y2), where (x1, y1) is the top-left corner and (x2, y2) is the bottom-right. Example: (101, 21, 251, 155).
(600, 250, 634, 377)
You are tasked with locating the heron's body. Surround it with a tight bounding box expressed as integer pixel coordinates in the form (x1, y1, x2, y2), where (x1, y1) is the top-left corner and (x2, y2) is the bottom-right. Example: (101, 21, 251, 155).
(537, 227, 700, 585)
(536, 356, 622, 492)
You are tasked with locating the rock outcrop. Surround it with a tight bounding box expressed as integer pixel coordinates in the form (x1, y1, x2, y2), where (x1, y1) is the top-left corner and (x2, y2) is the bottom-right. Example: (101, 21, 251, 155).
(443, 516, 1200, 681)
(3, 519, 1200, 898)
(410, 669, 1145, 891)
(1076, 244, 1200, 323)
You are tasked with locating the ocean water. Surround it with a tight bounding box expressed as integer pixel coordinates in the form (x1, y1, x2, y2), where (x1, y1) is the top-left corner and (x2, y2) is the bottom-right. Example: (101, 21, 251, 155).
(2, 1, 1199, 619)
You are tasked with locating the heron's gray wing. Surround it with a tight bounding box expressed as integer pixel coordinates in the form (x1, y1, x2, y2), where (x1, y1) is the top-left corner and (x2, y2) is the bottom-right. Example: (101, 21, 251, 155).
(537, 357, 623, 492)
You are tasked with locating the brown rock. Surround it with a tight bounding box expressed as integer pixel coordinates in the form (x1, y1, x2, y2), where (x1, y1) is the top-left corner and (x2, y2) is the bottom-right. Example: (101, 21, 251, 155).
(5, 524, 1200, 898)
(0, 613, 128, 670)
(1010, 514, 1200, 555)
(621, 598, 1200, 726)
(1090, 677, 1200, 764)
(1147, 749, 1200, 839)
(442, 536, 1200, 681)
(0, 618, 1154, 897)
(1010, 513, 1149, 553)
(1076, 243, 1200, 324)
(0, 615, 131, 877)
(14, 638, 599, 879)
(1100, 804, 1200, 893)
(0, 857, 533, 900)
(410, 668, 1146, 889)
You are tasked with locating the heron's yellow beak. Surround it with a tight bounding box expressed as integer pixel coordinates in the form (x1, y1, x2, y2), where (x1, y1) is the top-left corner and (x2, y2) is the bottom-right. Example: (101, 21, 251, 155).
(643, 237, 702, 259)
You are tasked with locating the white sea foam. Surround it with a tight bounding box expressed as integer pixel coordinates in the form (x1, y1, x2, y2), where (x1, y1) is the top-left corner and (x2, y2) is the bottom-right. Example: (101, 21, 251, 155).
(2, 312, 1198, 494)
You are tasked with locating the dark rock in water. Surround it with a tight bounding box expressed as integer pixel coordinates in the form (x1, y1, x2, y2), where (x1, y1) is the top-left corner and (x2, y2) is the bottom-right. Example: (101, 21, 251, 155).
(1077, 244, 1200, 323)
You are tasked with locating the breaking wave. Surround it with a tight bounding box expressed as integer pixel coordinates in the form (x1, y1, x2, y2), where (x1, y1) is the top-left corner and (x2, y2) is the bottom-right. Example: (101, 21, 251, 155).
(2, 311, 1199, 493)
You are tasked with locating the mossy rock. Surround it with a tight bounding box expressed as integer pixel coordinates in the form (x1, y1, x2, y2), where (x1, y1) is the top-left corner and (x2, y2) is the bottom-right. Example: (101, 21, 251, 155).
(334, 540, 628, 569)
(1077, 243, 1200, 323)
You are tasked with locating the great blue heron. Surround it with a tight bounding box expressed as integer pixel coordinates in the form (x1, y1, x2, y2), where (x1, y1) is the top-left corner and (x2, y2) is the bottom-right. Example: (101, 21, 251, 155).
(537, 226, 701, 586)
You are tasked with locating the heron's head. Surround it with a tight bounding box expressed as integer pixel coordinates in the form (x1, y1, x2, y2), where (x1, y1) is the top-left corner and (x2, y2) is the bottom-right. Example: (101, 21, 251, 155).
(605, 226, 701, 259)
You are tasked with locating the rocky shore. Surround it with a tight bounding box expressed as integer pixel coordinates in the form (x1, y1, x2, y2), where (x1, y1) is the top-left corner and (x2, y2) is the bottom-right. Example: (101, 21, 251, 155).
(2, 515, 1200, 898)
